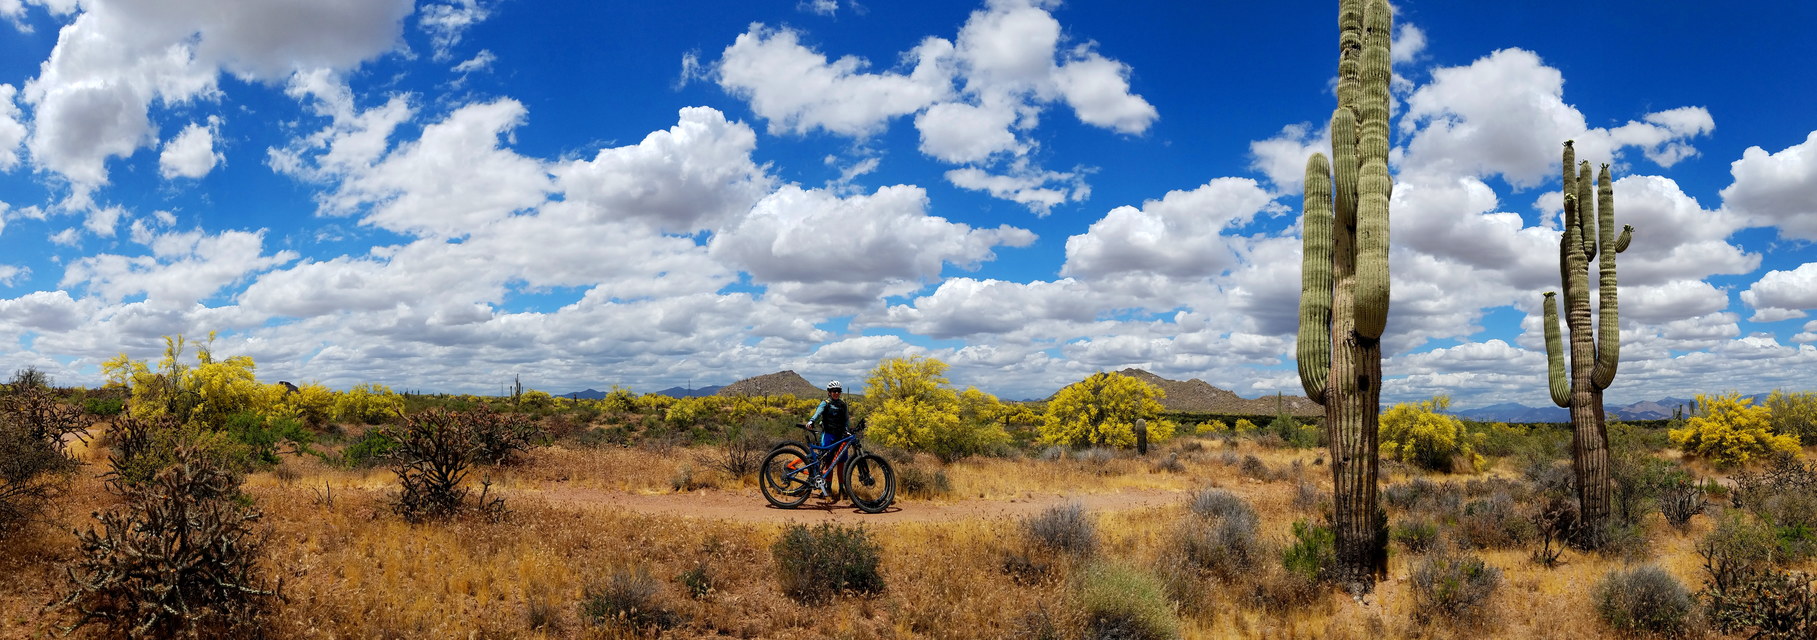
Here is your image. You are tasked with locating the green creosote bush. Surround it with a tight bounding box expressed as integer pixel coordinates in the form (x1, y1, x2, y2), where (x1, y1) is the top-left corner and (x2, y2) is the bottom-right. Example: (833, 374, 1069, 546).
(772, 522, 884, 603)
(1594, 564, 1694, 635)
(579, 566, 677, 631)
(1409, 550, 1502, 625)
(1282, 519, 1337, 584)
(339, 428, 398, 468)
(1393, 518, 1440, 554)
(1073, 561, 1181, 640)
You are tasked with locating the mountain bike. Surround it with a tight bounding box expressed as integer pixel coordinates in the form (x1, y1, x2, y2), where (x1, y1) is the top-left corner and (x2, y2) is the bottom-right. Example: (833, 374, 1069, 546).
(760, 421, 895, 513)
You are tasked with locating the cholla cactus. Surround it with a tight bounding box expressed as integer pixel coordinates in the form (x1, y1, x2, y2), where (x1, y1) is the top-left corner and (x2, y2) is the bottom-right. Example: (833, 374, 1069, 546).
(1297, 0, 1392, 590)
(1540, 140, 1632, 543)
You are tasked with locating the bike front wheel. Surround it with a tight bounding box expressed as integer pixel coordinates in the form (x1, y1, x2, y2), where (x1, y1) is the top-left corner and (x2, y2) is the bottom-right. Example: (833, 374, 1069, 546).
(842, 453, 895, 513)
(760, 448, 813, 508)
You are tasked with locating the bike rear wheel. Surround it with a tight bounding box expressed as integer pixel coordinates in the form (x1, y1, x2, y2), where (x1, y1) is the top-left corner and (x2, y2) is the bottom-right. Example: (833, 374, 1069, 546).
(842, 453, 895, 513)
(760, 448, 813, 508)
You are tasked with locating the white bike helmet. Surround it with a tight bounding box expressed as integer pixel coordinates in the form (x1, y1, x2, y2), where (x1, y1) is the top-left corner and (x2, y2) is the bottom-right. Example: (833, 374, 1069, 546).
(827, 381, 842, 393)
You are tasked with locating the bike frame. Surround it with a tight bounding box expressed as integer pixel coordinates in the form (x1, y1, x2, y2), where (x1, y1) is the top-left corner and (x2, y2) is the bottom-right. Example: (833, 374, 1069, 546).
(793, 428, 860, 490)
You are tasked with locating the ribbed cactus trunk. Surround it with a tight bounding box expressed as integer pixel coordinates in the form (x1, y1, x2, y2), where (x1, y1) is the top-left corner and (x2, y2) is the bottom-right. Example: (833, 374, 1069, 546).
(1298, 0, 1391, 591)
(1541, 140, 1632, 546)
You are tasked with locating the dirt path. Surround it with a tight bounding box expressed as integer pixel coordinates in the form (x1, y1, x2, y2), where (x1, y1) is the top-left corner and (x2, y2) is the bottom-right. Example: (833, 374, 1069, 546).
(514, 485, 1197, 525)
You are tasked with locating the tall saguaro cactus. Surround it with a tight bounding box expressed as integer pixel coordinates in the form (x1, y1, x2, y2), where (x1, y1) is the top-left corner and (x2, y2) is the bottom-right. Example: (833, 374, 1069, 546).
(1541, 140, 1633, 543)
(1297, 0, 1392, 590)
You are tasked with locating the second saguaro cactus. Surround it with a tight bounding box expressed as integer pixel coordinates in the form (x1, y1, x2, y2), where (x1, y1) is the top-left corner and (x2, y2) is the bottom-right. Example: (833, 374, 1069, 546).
(1541, 140, 1632, 544)
(1298, 0, 1392, 590)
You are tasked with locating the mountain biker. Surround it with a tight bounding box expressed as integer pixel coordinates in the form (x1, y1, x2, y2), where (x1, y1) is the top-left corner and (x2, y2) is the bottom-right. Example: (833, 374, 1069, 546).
(807, 381, 850, 492)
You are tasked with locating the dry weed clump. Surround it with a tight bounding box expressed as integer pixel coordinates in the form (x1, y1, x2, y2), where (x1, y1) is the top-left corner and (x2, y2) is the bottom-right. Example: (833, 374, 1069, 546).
(772, 522, 885, 603)
(1593, 564, 1695, 635)
(579, 566, 678, 632)
(1408, 548, 1501, 626)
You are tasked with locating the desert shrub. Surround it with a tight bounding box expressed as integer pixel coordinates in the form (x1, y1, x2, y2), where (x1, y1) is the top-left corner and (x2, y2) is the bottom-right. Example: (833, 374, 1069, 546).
(1594, 565, 1694, 635)
(384, 409, 505, 522)
(1282, 519, 1336, 584)
(1609, 426, 1680, 525)
(1764, 389, 1817, 442)
(102, 414, 182, 488)
(1073, 561, 1180, 640)
(54, 450, 277, 638)
(895, 461, 951, 499)
(678, 562, 714, 599)
(1473, 421, 1538, 458)
(1659, 474, 1707, 529)
(697, 427, 767, 481)
(1232, 418, 1258, 434)
(1529, 492, 1578, 567)
(1698, 512, 1780, 596)
(1409, 550, 1501, 624)
(1293, 481, 1326, 513)
(1732, 455, 1817, 511)
(340, 428, 398, 468)
(1267, 413, 1322, 449)
(1381, 395, 1483, 473)
(82, 396, 125, 417)
(463, 405, 545, 465)
(1151, 452, 1186, 473)
(1, 378, 86, 535)
(1394, 518, 1440, 553)
(1195, 419, 1229, 435)
(1457, 491, 1531, 549)
(1239, 454, 1270, 480)
(1026, 502, 1098, 557)
(1178, 489, 1262, 582)
(1670, 392, 1800, 469)
(1706, 570, 1817, 640)
(579, 567, 676, 631)
(221, 411, 314, 470)
(772, 522, 884, 603)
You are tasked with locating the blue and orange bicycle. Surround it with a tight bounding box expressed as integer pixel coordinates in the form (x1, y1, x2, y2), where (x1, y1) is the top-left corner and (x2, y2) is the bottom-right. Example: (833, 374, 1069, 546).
(760, 421, 895, 513)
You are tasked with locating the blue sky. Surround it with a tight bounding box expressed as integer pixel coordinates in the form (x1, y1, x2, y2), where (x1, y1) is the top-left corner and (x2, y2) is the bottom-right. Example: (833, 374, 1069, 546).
(0, 0, 1813, 407)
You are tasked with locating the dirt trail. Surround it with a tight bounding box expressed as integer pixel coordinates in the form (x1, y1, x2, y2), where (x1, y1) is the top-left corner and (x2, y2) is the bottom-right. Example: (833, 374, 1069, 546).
(515, 485, 1199, 525)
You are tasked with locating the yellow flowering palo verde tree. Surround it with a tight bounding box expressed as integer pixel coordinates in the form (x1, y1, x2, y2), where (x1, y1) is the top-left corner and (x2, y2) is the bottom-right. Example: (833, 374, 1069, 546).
(1039, 372, 1175, 449)
(863, 355, 1008, 460)
(1669, 392, 1799, 469)
(1379, 395, 1484, 473)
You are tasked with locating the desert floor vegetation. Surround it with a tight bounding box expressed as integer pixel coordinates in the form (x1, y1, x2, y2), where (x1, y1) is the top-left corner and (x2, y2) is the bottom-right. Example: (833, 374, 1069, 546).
(5, 374, 1817, 638)
(0, 436, 1797, 638)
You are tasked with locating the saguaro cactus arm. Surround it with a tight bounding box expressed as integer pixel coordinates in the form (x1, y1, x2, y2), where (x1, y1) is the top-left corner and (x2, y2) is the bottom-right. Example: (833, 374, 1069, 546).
(1298, 154, 1334, 405)
(1544, 292, 1570, 408)
(1591, 165, 1622, 390)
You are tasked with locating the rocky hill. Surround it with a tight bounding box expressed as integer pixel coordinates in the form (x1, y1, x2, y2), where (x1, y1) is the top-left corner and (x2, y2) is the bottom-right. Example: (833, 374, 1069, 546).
(716, 370, 823, 398)
(1111, 368, 1321, 417)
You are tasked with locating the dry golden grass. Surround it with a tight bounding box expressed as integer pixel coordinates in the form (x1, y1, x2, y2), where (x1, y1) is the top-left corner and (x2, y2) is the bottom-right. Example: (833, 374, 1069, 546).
(0, 434, 1779, 639)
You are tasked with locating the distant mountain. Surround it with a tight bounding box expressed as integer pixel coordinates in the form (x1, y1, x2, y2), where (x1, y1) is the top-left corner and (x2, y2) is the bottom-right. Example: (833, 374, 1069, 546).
(1453, 395, 1771, 423)
(562, 388, 610, 400)
(654, 385, 723, 398)
(1104, 369, 1322, 417)
(1452, 402, 1569, 423)
(717, 370, 822, 398)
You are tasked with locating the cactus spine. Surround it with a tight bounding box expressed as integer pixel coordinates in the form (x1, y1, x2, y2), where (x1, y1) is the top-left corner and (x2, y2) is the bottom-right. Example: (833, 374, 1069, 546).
(1540, 140, 1632, 544)
(1298, 0, 1392, 590)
